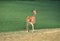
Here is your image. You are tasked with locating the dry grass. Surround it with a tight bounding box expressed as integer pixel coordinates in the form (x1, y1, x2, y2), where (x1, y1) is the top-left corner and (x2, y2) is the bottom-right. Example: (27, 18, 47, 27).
(0, 28, 60, 41)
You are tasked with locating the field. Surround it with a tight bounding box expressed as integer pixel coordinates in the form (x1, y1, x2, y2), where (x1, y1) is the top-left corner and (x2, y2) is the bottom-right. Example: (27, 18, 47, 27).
(0, 1, 60, 32)
(0, 28, 60, 41)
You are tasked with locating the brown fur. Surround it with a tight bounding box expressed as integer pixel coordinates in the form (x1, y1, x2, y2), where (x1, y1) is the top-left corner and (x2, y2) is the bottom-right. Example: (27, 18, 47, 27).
(26, 9, 36, 32)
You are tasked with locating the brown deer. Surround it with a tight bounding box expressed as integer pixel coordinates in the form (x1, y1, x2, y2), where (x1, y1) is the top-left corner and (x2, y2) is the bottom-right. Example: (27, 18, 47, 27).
(26, 9, 37, 32)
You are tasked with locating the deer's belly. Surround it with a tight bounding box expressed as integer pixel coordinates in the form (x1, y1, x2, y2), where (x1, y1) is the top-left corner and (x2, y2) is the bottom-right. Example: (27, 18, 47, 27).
(27, 19, 33, 22)
(27, 19, 35, 24)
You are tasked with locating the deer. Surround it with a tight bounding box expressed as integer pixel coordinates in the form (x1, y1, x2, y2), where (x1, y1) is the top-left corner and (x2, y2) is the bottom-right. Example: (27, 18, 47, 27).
(26, 9, 37, 32)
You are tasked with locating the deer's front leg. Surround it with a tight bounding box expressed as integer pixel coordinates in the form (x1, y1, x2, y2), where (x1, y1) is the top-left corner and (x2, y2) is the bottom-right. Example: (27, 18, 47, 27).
(26, 23, 29, 32)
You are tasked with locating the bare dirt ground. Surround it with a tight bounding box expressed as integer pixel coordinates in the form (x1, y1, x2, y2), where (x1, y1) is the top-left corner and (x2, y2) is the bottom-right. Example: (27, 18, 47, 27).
(0, 28, 60, 41)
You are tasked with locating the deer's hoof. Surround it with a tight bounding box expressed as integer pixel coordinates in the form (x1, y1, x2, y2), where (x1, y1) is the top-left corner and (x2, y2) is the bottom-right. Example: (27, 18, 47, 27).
(27, 30, 29, 32)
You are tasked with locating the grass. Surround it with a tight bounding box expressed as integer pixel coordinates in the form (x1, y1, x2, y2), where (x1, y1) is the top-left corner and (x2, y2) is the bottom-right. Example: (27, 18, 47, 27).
(0, 1, 60, 32)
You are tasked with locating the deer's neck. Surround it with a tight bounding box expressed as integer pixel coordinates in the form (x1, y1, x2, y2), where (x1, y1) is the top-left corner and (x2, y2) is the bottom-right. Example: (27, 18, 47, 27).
(33, 15, 36, 18)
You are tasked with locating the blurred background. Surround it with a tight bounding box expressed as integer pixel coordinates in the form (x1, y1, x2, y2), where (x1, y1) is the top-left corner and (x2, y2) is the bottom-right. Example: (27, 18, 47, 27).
(0, 0, 60, 32)
(0, 0, 60, 1)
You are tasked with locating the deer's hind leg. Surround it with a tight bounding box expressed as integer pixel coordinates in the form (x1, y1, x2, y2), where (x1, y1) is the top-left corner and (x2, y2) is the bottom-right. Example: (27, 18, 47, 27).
(30, 22, 34, 32)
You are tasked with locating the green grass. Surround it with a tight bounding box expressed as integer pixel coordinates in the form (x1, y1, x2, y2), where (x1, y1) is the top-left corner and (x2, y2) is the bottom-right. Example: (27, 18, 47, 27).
(0, 1, 60, 32)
